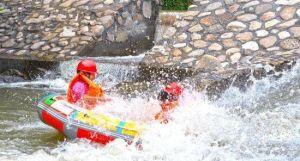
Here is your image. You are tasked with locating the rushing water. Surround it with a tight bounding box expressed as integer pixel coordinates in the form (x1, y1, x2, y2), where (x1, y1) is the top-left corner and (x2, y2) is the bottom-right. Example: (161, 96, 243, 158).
(0, 59, 300, 161)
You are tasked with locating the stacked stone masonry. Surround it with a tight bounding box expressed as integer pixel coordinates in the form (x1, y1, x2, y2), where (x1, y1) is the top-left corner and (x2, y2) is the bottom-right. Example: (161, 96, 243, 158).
(0, 0, 157, 60)
(142, 0, 300, 74)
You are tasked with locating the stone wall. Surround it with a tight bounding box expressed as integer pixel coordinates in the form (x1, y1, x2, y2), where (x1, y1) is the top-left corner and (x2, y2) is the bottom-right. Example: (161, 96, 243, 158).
(0, 0, 159, 61)
(141, 0, 300, 74)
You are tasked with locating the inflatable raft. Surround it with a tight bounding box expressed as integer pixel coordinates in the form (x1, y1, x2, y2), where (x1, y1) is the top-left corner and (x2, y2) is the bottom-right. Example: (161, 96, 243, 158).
(37, 94, 144, 145)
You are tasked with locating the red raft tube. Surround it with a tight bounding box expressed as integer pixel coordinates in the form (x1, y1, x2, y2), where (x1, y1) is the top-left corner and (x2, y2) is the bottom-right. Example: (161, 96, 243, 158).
(37, 94, 144, 145)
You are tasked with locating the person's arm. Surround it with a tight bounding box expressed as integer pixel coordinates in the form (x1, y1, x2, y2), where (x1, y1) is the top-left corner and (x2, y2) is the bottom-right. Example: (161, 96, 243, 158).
(71, 82, 88, 102)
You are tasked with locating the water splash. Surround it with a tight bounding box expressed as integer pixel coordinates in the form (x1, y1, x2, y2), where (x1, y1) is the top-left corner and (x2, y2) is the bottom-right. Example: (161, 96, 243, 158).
(59, 55, 144, 89)
(1, 60, 300, 161)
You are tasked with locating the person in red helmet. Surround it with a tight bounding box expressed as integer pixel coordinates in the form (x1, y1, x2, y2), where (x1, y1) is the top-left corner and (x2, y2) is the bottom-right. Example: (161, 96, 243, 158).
(67, 60, 105, 109)
(155, 82, 183, 123)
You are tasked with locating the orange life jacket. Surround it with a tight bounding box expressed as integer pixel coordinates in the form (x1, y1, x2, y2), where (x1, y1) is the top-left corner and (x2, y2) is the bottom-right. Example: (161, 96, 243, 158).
(67, 74, 104, 107)
(155, 101, 178, 123)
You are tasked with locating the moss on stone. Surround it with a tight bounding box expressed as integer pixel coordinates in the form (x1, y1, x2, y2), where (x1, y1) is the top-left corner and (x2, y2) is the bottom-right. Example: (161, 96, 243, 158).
(162, 0, 193, 11)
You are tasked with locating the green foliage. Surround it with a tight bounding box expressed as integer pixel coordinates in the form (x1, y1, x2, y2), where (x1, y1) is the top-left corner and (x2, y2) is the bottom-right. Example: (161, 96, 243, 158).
(162, 0, 193, 11)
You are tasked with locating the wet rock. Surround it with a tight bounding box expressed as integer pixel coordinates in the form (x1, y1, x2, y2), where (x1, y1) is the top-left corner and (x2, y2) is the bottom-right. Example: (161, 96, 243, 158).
(182, 58, 196, 64)
(204, 34, 217, 41)
(255, 4, 273, 15)
(249, 21, 262, 30)
(280, 6, 296, 20)
(226, 48, 240, 55)
(0, 49, 6, 55)
(188, 5, 198, 11)
(30, 41, 46, 50)
(275, 0, 300, 5)
(100, 15, 114, 28)
(142, 1, 152, 18)
(58, 40, 69, 47)
(221, 32, 233, 39)
(173, 43, 186, 48)
(171, 49, 182, 57)
(242, 41, 259, 51)
(104, 0, 113, 5)
(16, 32, 23, 39)
(174, 21, 189, 28)
(156, 56, 168, 63)
(259, 36, 277, 48)
(265, 19, 280, 29)
(277, 19, 298, 29)
(70, 51, 78, 55)
(208, 43, 223, 51)
(227, 21, 247, 32)
(278, 31, 291, 39)
(2, 39, 16, 48)
(79, 26, 89, 34)
(60, 0, 75, 7)
(191, 33, 202, 40)
(73, 0, 89, 7)
(237, 14, 257, 22)
(193, 40, 208, 48)
(91, 25, 104, 37)
(15, 50, 29, 56)
(260, 12, 276, 21)
(207, 24, 224, 33)
(236, 32, 253, 42)
(41, 45, 50, 51)
(50, 47, 62, 52)
(215, 9, 226, 15)
(243, 1, 260, 9)
(180, 45, 191, 53)
(229, 4, 240, 13)
(115, 30, 128, 42)
(43, 32, 58, 41)
(205, 2, 222, 11)
(279, 39, 300, 50)
(163, 27, 176, 39)
(230, 52, 241, 63)
(195, 55, 222, 71)
(60, 27, 75, 37)
(271, 29, 279, 34)
(200, 16, 218, 26)
(289, 27, 300, 37)
(188, 49, 204, 57)
(218, 12, 234, 25)
(0, 36, 9, 42)
(188, 24, 203, 33)
(224, 0, 234, 5)
(182, 11, 199, 17)
(80, 36, 93, 42)
(177, 33, 187, 42)
(222, 39, 237, 48)
(217, 55, 227, 62)
(256, 30, 269, 37)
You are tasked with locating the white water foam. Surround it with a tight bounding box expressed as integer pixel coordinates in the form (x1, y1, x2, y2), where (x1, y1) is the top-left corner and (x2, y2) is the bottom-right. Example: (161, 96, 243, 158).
(60, 55, 143, 89)
(2, 84, 299, 161)
(0, 78, 67, 91)
(1, 60, 300, 161)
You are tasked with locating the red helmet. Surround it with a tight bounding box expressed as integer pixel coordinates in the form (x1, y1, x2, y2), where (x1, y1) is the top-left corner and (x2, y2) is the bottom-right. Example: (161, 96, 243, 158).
(77, 60, 98, 74)
(163, 82, 183, 97)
